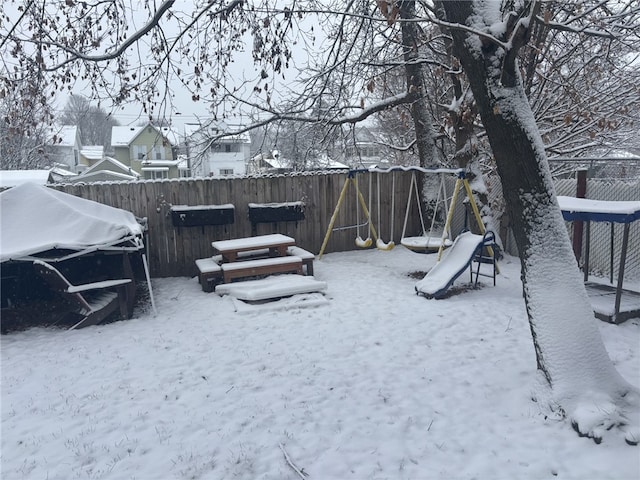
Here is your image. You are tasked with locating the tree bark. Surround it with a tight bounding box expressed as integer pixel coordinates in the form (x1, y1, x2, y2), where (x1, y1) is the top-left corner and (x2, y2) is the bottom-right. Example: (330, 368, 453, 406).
(435, 0, 638, 443)
(399, 1, 438, 169)
(398, 1, 441, 223)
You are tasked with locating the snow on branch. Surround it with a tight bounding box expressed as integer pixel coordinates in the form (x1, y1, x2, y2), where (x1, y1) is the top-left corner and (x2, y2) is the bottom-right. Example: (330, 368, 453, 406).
(423, 11, 509, 50)
(535, 17, 616, 40)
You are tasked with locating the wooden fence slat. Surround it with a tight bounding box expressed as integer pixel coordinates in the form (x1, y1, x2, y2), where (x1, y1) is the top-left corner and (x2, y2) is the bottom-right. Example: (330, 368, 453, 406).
(51, 171, 422, 277)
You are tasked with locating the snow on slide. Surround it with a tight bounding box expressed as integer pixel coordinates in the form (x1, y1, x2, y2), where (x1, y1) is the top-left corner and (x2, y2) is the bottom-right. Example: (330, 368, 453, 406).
(415, 231, 485, 299)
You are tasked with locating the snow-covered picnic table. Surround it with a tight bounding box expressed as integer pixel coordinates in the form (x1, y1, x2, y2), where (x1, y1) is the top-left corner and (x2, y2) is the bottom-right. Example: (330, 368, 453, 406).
(208, 234, 303, 283)
(211, 233, 296, 263)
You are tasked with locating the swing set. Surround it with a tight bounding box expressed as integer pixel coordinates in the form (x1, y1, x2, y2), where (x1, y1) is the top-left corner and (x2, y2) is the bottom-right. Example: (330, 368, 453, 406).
(318, 167, 491, 260)
(318, 170, 379, 259)
(399, 168, 453, 253)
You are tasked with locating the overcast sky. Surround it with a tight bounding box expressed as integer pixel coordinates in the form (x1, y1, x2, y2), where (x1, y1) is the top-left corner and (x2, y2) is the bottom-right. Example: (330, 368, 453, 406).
(53, 1, 325, 135)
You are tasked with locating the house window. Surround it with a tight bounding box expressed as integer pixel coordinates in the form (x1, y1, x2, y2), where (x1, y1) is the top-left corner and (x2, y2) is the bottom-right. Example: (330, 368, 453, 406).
(133, 145, 146, 160)
(151, 147, 163, 160)
(219, 168, 234, 176)
(222, 143, 241, 153)
(144, 169, 168, 180)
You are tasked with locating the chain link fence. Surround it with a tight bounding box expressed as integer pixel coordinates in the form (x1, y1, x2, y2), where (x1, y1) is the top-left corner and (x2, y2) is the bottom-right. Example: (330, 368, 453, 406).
(482, 158, 639, 283)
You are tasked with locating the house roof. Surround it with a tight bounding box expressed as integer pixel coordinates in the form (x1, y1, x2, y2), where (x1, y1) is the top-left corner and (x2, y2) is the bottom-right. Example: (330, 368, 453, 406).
(251, 151, 347, 171)
(111, 126, 142, 146)
(50, 166, 78, 183)
(308, 154, 349, 170)
(82, 156, 140, 178)
(183, 123, 203, 138)
(266, 156, 290, 169)
(0, 170, 53, 188)
(353, 125, 379, 143)
(184, 121, 250, 143)
(81, 145, 104, 161)
(50, 165, 77, 176)
(49, 125, 79, 147)
(111, 124, 180, 147)
(69, 170, 139, 183)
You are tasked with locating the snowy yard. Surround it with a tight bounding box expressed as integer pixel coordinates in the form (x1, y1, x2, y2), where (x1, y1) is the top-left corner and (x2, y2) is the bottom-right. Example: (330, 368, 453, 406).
(2, 247, 639, 479)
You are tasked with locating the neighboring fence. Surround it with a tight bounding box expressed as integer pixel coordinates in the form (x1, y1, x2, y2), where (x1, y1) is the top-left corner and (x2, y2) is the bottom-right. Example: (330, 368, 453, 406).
(51, 171, 429, 277)
(479, 167, 639, 283)
(554, 177, 640, 283)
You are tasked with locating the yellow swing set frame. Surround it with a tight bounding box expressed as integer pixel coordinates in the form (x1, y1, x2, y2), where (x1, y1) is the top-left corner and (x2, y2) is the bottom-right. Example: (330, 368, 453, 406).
(318, 168, 498, 271)
(318, 170, 379, 259)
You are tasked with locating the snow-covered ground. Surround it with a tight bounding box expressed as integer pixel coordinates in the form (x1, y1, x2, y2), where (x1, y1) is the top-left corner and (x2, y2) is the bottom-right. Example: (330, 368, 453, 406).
(2, 247, 639, 480)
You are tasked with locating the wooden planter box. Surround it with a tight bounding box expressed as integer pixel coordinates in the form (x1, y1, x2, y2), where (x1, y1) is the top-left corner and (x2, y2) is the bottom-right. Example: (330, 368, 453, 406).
(248, 202, 305, 224)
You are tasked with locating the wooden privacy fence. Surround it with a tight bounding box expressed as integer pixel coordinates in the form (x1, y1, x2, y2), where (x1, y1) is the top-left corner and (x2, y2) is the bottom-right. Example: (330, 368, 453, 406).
(51, 171, 429, 277)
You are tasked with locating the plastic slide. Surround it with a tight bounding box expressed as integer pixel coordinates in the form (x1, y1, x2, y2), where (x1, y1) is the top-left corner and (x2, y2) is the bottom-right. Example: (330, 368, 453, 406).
(415, 231, 486, 299)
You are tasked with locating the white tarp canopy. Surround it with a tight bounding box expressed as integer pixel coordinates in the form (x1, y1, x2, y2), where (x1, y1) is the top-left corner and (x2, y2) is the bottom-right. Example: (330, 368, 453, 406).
(0, 182, 143, 263)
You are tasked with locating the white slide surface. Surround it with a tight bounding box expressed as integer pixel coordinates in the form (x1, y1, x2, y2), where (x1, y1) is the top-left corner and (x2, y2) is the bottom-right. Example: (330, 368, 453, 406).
(415, 232, 485, 299)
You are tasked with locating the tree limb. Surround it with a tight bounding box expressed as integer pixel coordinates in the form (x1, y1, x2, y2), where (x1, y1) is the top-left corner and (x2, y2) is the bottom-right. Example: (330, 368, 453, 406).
(35, 0, 176, 68)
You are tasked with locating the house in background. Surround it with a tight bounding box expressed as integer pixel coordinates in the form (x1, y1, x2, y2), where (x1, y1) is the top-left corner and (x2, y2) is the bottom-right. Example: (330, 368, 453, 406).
(184, 122, 250, 177)
(50, 166, 78, 183)
(344, 126, 390, 169)
(111, 123, 180, 179)
(77, 145, 105, 173)
(69, 156, 140, 183)
(176, 155, 190, 178)
(48, 125, 82, 172)
(248, 150, 348, 174)
(304, 153, 348, 171)
(247, 150, 292, 175)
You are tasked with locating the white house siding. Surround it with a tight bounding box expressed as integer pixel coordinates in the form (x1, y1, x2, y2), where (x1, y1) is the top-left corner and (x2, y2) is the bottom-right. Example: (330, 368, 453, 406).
(207, 148, 248, 176)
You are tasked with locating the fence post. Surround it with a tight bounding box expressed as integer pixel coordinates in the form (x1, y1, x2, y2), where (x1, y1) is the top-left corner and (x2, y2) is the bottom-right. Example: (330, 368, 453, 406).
(572, 168, 587, 265)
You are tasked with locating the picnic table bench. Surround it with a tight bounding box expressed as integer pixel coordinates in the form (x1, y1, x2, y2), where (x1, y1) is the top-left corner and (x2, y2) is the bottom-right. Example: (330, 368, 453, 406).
(220, 256, 303, 283)
(195, 234, 316, 290)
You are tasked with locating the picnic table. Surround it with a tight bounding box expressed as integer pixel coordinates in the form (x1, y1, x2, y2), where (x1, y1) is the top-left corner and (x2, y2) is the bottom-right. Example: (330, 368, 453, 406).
(196, 234, 316, 290)
(211, 233, 296, 263)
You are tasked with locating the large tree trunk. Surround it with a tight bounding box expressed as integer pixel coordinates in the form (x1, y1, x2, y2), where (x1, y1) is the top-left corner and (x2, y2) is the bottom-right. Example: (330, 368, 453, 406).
(399, 1, 438, 169)
(398, 1, 441, 225)
(436, 1, 638, 444)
